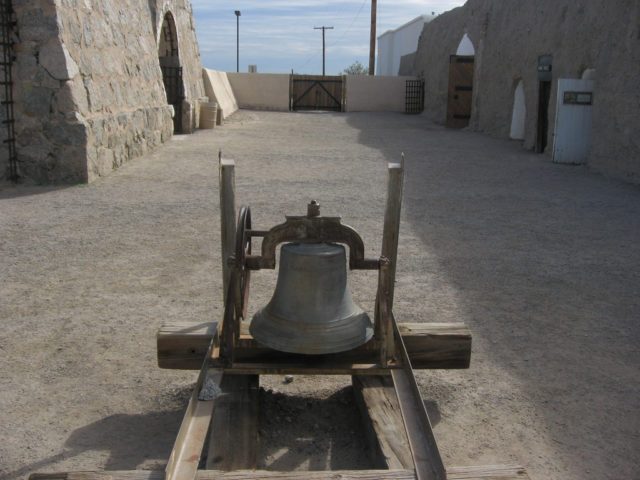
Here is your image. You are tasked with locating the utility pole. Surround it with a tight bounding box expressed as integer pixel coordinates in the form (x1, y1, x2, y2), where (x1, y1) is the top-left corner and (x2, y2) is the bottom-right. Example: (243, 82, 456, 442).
(368, 0, 377, 75)
(234, 10, 241, 72)
(314, 26, 333, 76)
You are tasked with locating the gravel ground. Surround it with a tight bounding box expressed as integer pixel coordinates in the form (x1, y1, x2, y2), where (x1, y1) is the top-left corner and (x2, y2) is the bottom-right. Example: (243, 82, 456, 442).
(1, 110, 639, 480)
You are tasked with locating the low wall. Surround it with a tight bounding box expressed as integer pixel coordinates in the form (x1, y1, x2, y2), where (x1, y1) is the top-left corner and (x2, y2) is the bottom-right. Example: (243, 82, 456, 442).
(345, 75, 416, 112)
(202, 69, 238, 119)
(227, 73, 290, 111)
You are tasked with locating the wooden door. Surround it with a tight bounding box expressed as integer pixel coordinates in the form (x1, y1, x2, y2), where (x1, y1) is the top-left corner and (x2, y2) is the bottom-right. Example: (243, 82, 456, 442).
(291, 75, 344, 111)
(446, 55, 474, 128)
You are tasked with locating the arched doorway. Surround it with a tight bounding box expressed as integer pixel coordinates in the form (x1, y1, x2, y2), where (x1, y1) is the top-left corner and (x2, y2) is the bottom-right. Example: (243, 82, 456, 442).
(158, 12, 184, 133)
(510, 80, 526, 140)
(446, 33, 475, 128)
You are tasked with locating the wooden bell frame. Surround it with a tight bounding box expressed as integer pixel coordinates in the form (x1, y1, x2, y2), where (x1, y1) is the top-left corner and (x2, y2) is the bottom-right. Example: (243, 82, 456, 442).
(218, 159, 405, 369)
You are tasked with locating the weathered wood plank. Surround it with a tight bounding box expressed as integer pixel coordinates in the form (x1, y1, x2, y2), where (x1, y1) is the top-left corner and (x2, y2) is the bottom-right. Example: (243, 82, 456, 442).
(391, 316, 445, 480)
(29, 466, 530, 480)
(378, 160, 404, 361)
(219, 158, 236, 303)
(205, 375, 259, 470)
(447, 465, 530, 479)
(165, 334, 222, 480)
(218, 362, 390, 376)
(352, 375, 413, 469)
(202, 471, 416, 479)
(157, 322, 471, 370)
(30, 471, 415, 480)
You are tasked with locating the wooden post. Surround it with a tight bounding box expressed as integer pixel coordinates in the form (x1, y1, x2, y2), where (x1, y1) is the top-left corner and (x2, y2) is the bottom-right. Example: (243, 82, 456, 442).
(368, 0, 377, 75)
(378, 157, 404, 363)
(219, 158, 236, 303)
(381, 157, 404, 311)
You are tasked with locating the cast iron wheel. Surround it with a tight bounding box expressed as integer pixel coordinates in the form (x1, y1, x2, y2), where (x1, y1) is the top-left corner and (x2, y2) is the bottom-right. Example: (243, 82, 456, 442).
(235, 206, 252, 320)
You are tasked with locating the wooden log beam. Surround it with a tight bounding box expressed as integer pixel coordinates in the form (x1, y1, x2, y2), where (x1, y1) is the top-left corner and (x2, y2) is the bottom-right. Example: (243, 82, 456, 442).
(205, 375, 259, 470)
(391, 314, 446, 480)
(29, 465, 530, 480)
(157, 322, 471, 371)
(165, 332, 222, 480)
(352, 375, 413, 469)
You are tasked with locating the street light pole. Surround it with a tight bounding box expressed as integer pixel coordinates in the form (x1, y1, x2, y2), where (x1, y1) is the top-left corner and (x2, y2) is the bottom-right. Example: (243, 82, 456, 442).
(314, 26, 333, 76)
(234, 10, 241, 73)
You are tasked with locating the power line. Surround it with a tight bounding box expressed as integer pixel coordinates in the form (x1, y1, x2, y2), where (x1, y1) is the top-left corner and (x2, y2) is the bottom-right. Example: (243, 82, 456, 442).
(295, 0, 368, 73)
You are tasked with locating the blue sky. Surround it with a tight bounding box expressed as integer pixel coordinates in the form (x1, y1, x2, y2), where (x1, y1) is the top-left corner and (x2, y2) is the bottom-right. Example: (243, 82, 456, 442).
(191, 1, 466, 75)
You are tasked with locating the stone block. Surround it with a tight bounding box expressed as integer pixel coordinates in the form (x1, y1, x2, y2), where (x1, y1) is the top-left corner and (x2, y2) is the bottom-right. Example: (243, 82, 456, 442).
(95, 147, 115, 176)
(39, 40, 79, 80)
(44, 119, 88, 147)
(21, 85, 54, 117)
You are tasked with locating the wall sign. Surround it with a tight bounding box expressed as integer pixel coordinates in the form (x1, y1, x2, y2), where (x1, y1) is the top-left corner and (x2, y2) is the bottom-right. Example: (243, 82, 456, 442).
(563, 91, 593, 105)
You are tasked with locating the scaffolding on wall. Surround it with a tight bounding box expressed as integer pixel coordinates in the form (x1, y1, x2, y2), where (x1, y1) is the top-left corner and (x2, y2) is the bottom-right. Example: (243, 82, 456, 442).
(0, 0, 17, 183)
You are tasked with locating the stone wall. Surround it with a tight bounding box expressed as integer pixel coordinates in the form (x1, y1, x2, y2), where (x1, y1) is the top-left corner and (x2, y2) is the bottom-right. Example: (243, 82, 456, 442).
(411, 0, 640, 183)
(2, 0, 204, 184)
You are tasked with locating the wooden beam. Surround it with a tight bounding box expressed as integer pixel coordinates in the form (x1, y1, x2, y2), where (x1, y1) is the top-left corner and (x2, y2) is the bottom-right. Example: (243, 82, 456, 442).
(352, 375, 413, 469)
(391, 314, 445, 480)
(166, 336, 222, 480)
(205, 375, 259, 470)
(219, 158, 236, 304)
(447, 465, 529, 479)
(217, 362, 391, 376)
(157, 322, 471, 370)
(30, 471, 416, 480)
(377, 160, 404, 362)
(202, 471, 415, 479)
(29, 466, 530, 480)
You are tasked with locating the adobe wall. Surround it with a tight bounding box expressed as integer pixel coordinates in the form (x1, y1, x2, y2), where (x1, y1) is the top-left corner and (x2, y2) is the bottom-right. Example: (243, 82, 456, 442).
(345, 75, 417, 112)
(227, 73, 289, 111)
(202, 69, 238, 119)
(3, 0, 205, 184)
(412, 0, 640, 183)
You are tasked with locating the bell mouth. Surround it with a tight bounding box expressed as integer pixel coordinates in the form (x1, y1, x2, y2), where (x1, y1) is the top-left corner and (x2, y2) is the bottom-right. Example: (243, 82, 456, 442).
(250, 307, 374, 355)
(249, 241, 374, 355)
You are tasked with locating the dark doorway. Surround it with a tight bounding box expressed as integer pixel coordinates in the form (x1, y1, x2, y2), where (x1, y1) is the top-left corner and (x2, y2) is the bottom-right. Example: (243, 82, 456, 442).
(158, 12, 184, 133)
(446, 55, 474, 128)
(536, 80, 551, 153)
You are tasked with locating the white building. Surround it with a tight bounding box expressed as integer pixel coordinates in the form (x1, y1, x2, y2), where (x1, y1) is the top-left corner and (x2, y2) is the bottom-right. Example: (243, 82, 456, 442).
(377, 15, 434, 76)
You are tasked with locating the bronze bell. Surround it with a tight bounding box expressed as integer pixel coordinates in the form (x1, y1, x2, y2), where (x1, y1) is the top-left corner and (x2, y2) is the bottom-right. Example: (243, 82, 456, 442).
(250, 242, 373, 354)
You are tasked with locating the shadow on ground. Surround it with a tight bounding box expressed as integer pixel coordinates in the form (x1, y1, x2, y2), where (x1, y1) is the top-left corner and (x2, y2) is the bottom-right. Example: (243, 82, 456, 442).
(1, 409, 183, 480)
(257, 386, 371, 471)
(343, 112, 640, 479)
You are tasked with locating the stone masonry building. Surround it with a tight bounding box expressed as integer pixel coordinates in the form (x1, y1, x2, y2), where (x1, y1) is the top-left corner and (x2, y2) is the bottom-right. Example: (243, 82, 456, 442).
(407, 0, 640, 183)
(0, 0, 205, 184)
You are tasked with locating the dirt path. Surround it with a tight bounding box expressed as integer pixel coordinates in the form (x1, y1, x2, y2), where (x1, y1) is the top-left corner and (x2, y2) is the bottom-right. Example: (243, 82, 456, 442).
(1, 111, 638, 480)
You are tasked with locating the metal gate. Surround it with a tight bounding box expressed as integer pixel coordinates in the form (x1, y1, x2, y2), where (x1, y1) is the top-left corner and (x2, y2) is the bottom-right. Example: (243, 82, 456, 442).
(161, 65, 184, 133)
(291, 75, 343, 111)
(446, 55, 474, 128)
(405, 79, 424, 114)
